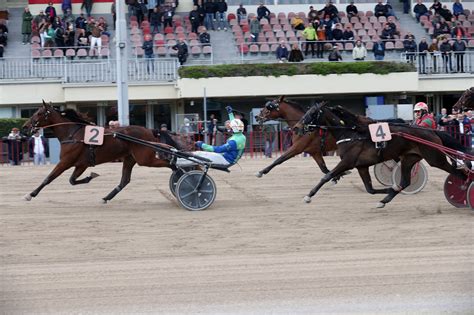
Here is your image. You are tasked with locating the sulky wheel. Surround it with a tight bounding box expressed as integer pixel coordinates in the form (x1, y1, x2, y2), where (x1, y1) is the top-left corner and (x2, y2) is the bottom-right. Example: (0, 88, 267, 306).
(392, 162, 428, 195)
(169, 167, 195, 197)
(466, 182, 474, 210)
(443, 174, 469, 208)
(373, 160, 398, 186)
(176, 170, 217, 211)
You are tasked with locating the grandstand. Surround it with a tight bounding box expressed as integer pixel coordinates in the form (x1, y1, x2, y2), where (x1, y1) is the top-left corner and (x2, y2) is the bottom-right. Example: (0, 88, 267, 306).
(0, 0, 474, 131)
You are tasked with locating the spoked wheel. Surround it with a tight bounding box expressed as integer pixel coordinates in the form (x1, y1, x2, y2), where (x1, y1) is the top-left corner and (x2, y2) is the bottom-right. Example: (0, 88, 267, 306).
(391, 162, 428, 195)
(373, 160, 398, 186)
(176, 170, 217, 211)
(169, 167, 194, 197)
(443, 174, 469, 208)
(466, 182, 474, 210)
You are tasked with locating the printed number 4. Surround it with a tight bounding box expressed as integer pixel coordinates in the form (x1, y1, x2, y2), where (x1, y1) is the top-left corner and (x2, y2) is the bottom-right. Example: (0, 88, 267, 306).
(376, 125, 386, 139)
(88, 128, 99, 143)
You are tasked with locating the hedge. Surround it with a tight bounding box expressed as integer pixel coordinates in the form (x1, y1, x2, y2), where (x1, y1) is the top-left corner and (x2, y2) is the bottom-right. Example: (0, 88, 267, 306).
(178, 61, 416, 79)
(0, 119, 29, 138)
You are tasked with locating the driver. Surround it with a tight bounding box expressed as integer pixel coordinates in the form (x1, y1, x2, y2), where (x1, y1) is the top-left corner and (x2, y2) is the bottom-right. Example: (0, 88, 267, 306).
(178, 106, 246, 167)
(413, 102, 437, 129)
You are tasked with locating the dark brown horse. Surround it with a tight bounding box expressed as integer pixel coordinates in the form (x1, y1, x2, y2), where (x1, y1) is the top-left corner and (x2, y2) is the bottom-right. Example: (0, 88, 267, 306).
(254, 96, 337, 177)
(297, 103, 469, 208)
(453, 87, 474, 111)
(22, 101, 188, 203)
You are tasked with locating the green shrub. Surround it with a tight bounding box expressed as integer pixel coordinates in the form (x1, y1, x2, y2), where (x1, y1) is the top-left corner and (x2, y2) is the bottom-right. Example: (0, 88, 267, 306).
(0, 119, 29, 138)
(179, 62, 416, 79)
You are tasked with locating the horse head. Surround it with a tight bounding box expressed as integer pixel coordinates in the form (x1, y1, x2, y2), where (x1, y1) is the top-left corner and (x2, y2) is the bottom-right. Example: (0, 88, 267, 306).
(255, 96, 285, 124)
(23, 100, 58, 134)
(453, 87, 474, 112)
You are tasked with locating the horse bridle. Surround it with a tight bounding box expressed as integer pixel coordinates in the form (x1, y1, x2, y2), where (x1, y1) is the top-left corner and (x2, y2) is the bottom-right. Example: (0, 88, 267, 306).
(265, 99, 280, 111)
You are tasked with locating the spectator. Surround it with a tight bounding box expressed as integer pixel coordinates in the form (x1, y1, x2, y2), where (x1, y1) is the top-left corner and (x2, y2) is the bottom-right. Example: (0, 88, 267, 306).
(216, 0, 228, 31)
(33, 10, 46, 31)
(291, 16, 305, 31)
(180, 117, 193, 134)
(75, 13, 86, 30)
(342, 24, 354, 41)
(2, 128, 27, 166)
(439, 37, 452, 72)
(29, 130, 49, 165)
(452, 35, 466, 72)
(428, 38, 440, 72)
(374, 0, 388, 17)
(275, 40, 289, 63)
(401, 0, 410, 14)
(111, 0, 116, 30)
(81, 0, 94, 18)
(199, 27, 211, 45)
(249, 16, 261, 42)
(63, 8, 75, 26)
(89, 21, 103, 54)
(236, 4, 247, 22)
(328, 45, 342, 61)
(77, 28, 89, 47)
(135, 0, 147, 25)
(373, 39, 385, 60)
(45, 2, 57, 23)
(380, 23, 395, 41)
(52, 16, 62, 30)
(203, 0, 215, 31)
(452, 0, 464, 17)
(322, 15, 333, 40)
(439, 5, 452, 21)
(352, 40, 367, 61)
(436, 108, 448, 129)
(451, 22, 466, 38)
(432, 22, 445, 38)
(108, 120, 120, 129)
(288, 43, 304, 62)
(172, 39, 188, 65)
(197, 1, 205, 26)
(303, 23, 317, 57)
(189, 5, 201, 33)
(150, 6, 161, 34)
(64, 23, 75, 47)
(413, 0, 429, 22)
(146, 0, 157, 21)
(257, 3, 270, 21)
(54, 23, 65, 48)
(385, 1, 397, 18)
(403, 35, 417, 63)
(308, 6, 318, 22)
(386, 20, 398, 36)
(331, 23, 344, 42)
(319, 1, 339, 23)
(41, 24, 55, 48)
(22, 7, 33, 45)
(142, 34, 154, 73)
(418, 37, 429, 73)
(346, 1, 358, 19)
(207, 114, 216, 144)
(62, 0, 72, 15)
(163, 6, 174, 28)
(0, 29, 6, 57)
(316, 24, 326, 58)
(430, 0, 442, 14)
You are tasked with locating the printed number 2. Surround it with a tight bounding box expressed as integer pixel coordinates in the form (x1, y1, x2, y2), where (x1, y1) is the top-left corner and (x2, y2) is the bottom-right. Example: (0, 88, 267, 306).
(376, 125, 386, 139)
(88, 128, 99, 143)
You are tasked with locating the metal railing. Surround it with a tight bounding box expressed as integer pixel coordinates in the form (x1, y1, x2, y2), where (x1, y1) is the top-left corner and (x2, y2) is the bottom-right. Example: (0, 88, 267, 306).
(0, 57, 180, 83)
(400, 51, 474, 75)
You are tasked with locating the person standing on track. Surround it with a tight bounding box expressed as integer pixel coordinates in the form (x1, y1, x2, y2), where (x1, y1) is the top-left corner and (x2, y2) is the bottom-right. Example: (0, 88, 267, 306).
(413, 102, 437, 129)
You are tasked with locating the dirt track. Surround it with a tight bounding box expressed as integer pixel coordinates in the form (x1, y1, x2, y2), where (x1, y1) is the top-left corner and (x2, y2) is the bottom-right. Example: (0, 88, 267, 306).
(1, 157, 473, 314)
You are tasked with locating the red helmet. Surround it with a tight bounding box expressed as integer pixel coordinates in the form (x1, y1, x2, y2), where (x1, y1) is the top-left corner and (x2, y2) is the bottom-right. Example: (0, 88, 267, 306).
(414, 102, 429, 112)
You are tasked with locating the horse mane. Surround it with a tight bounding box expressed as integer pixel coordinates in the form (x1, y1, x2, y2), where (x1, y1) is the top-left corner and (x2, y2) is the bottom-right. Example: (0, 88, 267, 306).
(329, 105, 371, 127)
(59, 109, 95, 125)
(282, 98, 307, 113)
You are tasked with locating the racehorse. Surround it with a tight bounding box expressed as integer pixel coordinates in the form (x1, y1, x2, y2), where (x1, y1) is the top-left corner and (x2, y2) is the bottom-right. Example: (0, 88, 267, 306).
(452, 87, 474, 112)
(22, 101, 189, 203)
(296, 102, 469, 208)
(254, 96, 337, 177)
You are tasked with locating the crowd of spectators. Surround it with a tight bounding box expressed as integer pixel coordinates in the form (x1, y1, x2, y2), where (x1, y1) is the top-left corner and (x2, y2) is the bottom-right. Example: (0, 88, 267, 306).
(1, 128, 49, 166)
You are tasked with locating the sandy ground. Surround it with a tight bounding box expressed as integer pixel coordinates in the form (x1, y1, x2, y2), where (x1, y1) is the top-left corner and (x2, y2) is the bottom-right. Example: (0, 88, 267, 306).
(1, 157, 473, 314)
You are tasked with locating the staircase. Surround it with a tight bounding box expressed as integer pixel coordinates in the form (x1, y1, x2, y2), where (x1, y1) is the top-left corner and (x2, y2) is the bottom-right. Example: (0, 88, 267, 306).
(3, 7, 30, 58)
(391, 1, 429, 40)
(208, 29, 240, 64)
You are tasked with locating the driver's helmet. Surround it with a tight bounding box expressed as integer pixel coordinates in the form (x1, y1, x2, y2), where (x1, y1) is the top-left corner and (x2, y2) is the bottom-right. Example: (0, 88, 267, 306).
(413, 102, 429, 112)
(230, 119, 244, 133)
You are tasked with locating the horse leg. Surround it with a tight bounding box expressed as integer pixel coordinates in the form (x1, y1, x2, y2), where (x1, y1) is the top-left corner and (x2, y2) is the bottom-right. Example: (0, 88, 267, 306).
(377, 155, 420, 208)
(310, 152, 330, 174)
(102, 156, 136, 203)
(69, 165, 100, 185)
(303, 160, 354, 203)
(357, 166, 390, 194)
(256, 143, 309, 177)
(24, 161, 72, 201)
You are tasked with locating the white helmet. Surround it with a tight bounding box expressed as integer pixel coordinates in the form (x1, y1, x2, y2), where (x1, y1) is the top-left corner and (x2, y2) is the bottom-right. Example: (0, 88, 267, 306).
(413, 102, 428, 112)
(230, 119, 244, 132)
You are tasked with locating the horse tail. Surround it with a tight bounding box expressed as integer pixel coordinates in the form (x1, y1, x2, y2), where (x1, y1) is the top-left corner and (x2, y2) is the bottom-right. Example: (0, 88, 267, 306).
(434, 130, 471, 154)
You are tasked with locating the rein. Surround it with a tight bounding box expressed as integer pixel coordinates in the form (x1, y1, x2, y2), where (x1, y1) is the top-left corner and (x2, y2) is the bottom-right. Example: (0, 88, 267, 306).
(37, 122, 91, 129)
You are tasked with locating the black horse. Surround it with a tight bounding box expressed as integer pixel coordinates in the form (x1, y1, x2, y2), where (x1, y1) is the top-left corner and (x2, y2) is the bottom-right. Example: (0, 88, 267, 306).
(295, 103, 469, 208)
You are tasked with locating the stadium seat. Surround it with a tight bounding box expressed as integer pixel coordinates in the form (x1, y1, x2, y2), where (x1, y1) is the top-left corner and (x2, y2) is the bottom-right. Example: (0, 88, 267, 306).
(365, 41, 374, 50)
(191, 45, 201, 57)
(134, 47, 144, 57)
(165, 33, 176, 40)
(77, 48, 88, 58)
(53, 49, 64, 58)
(239, 44, 249, 54)
(88, 48, 97, 57)
(202, 45, 212, 56)
(385, 42, 394, 50)
(188, 32, 198, 40)
(31, 49, 41, 59)
(65, 48, 75, 58)
(277, 12, 286, 20)
(31, 36, 40, 44)
(227, 13, 236, 21)
(164, 26, 174, 34)
(273, 24, 282, 32)
(189, 39, 200, 46)
(156, 46, 167, 56)
(42, 49, 52, 58)
(395, 41, 404, 49)
(345, 42, 354, 50)
(241, 25, 250, 33)
(31, 42, 41, 50)
(249, 44, 259, 54)
(100, 47, 110, 58)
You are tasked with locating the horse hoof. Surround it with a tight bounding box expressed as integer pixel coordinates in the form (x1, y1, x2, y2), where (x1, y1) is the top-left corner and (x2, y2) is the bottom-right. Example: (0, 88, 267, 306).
(23, 194, 32, 201)
(101, 199, 108, 204)
(303, 196, 312, 203)
(256, 172, 263, 178)
(90, 172, 100, 179)
(376, 202, 385, 208)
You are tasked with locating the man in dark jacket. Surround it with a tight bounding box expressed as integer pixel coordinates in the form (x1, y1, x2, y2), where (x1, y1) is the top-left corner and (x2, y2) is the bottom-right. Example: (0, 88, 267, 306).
(275, 40, 288, 62)
(257, 3, 270, 21)
(374, 0, 388, 17)
(216, 0, 228, 31)
(319, 1, 339, 23)
(413, 0, 429, 22)
(403, 35, 417, 63)
(199, 27, 211, 45)
(189, 5, 201, 33)
(203, 0, 215, 30)
(439, 38, 453, 72)
(173, 39, 188, 65)
(142, 34, 154, 73)
(418, 37, 429, 73)
(346, 1, 358, 18)
(452, 35, 466, 72)
(373, 39, 385, 60)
